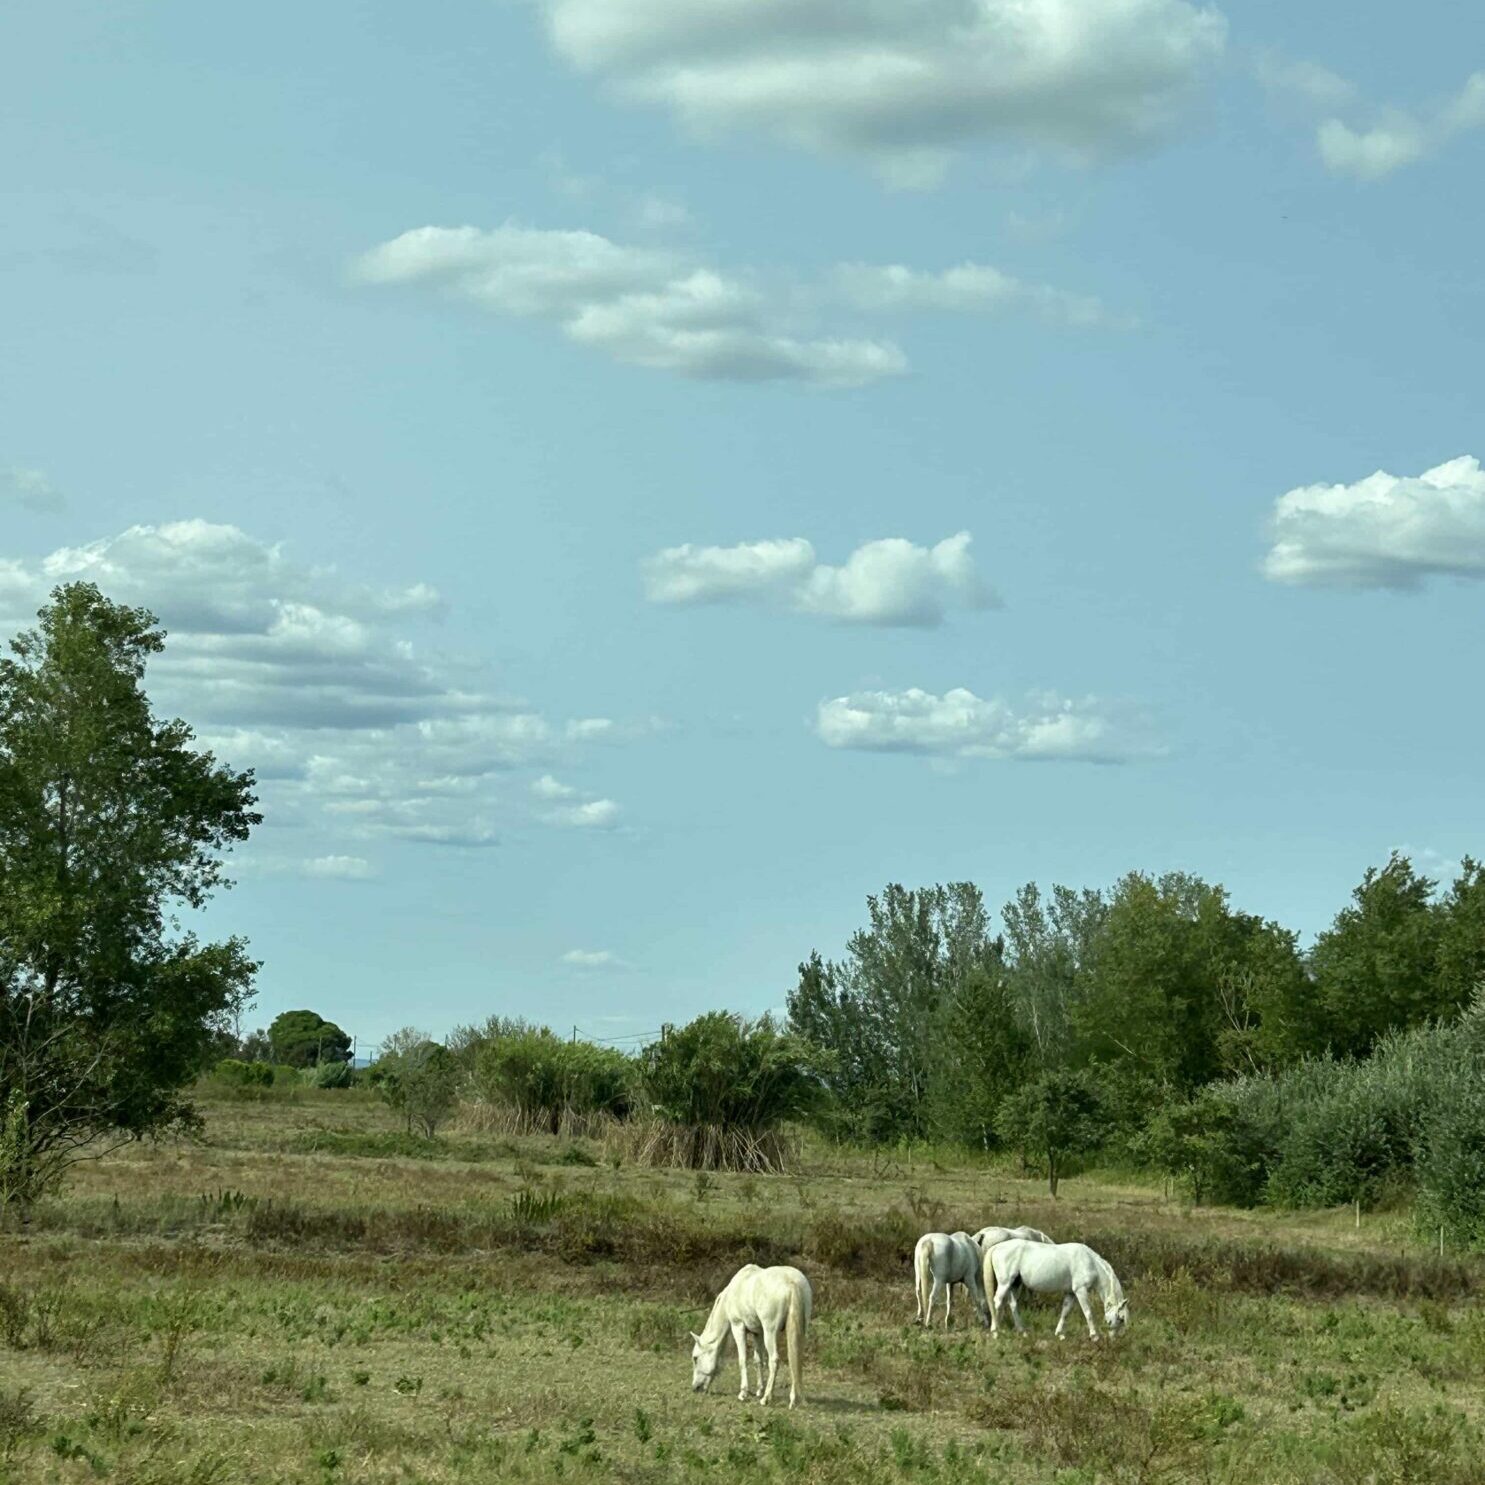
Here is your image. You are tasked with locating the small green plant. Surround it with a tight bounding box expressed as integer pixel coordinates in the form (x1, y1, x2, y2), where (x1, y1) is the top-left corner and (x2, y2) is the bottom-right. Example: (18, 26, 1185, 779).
(692, 1170, 715, 1203)
(632, 1408, 652, 1444)
(509, 1187, 566, 1224)
(0, 1386, 39, 1464)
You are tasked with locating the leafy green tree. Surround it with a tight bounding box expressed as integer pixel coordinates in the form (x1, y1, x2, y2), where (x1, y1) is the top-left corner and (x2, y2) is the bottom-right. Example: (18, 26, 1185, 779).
(995, 1069, 1103, 1198)
(999, 881, 1108, 1066)
(1072, 871, 1304, 1093)
(932, 960, 1031, 1149)
(1435, 857, 1485, 1016)
(268, 1009, 351, 1067)
(1308, 854, 1443, 1056)
(375, 1029, 460, 1137)
(788, 882, 1002, 1143)
(0, 584, 258, 1219)
(1142, 1092, 1268, 1206)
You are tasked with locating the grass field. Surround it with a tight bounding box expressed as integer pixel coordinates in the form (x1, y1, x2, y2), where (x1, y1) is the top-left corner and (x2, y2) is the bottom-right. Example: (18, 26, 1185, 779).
(2, 1089, 1483, 1484)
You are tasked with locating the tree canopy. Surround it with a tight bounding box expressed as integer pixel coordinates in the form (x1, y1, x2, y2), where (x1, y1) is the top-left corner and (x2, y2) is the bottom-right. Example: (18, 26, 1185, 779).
(268, 1009, 352, 1067)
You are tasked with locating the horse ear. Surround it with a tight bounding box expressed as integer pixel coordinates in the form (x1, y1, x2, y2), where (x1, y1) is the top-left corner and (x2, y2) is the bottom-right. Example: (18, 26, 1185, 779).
(688, 1331, 701, 1344)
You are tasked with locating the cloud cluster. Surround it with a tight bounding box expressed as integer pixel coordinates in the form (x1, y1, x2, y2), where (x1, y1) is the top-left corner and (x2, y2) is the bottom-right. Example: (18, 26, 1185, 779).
(354, 225, 1119, 385)
(355, 225, 904, 387)
(815, 687, 1161, 763)
(643, 531, 995, 626)
(1263, 58, 1485, 180)
(0, 521, 630, 866)
(533, 0, 1228, 185)
(1263, 456, 1485, 590)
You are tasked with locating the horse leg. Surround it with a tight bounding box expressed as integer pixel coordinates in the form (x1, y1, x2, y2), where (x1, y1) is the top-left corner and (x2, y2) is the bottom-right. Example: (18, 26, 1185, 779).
(944, 1280, 953, 1329)
(929, 1275, 946, 1328)
(751, 1333, 765, 1398)
(991, 1281, 1013, 1337)
(1074, 1286, 1099, 1341)
(1006, 1286, 1027, 1335)
(1054, 1294, 1076, 1339)
(731, 1322, 751, 1401)
(760, 1325, 781, 1406)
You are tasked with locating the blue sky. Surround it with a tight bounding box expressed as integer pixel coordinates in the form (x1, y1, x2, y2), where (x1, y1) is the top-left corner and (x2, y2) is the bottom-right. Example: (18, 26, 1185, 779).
(2, 2, 1482, 1053)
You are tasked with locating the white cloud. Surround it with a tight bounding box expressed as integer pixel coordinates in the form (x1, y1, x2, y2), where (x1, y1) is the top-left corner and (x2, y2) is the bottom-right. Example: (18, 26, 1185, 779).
(1313, 70, 1485, 180)
(1, 467, 66, 513)
(634, 193, 694, 230)
(1253, 53, 1356, 113)
(302, 855, 377, 880)
(644, 532, 995, 626)
(354, 224, 904, 386)
(549, 798, 622, 829)
(0, 520, 639, 853)
(562, 948, 623, 968)
(533, 0, 1227, 185)
(815, 687, 1161, 762)
(532, 773, 578, 799)
(1263, 455, 1485, 590)
(833, 262, 1118, 328)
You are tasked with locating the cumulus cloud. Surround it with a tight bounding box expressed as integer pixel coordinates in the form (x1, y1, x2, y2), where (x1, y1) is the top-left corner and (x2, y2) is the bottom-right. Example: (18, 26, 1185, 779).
(562, 948, 623, 968)
(1306, 69, 1485, 180)
(0, 520, 633, 856)
(1, 467, 66, 513)
(1263, 455, 1485, 590)
(532, 0, 1227, 185)
(548, 798, 622, 830)
(532, 773, 578, 799)
(354, 224, 903, 387)
(815, 687, 1161, 762)
(643, 532, 995, 626)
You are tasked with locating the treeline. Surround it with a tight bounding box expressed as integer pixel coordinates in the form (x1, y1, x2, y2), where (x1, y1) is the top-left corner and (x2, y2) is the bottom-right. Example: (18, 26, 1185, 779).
(214, 852, 1484, 1242)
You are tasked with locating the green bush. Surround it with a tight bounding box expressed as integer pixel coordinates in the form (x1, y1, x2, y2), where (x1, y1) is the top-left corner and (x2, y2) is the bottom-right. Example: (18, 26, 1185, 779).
(470, 1029, 631, 1133)
(213, 1059, 272, 1087)
(1142, 1090, 1271, 1206)
(307, 1060, 355, 1090)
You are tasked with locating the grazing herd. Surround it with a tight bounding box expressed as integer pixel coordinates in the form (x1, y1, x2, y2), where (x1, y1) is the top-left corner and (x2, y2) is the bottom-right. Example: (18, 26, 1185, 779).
(692, 1223, 1128, 1410)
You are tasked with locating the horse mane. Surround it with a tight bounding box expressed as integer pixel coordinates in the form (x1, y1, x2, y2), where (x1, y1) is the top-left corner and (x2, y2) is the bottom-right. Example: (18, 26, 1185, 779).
(697, 1288, 731, 1346)
(1094, 1252, 1125, 1307)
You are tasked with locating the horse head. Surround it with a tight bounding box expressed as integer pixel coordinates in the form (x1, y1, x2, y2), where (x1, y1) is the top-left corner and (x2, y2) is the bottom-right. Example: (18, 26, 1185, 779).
(1104, 1297, 1129, 1332)
(689, 1331, 721, 1392)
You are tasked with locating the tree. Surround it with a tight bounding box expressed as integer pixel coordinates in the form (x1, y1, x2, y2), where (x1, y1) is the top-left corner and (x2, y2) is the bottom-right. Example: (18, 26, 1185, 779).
(1142, 1092, 1268, 1206)
(995, 1069, 1103, 1198)
(1071, 872, 1305, 1094)
(1435, 858, 1485, 1016)
(268, 1009, 351, 1067)
(375, 1028, 460, 1138)
(1308, 854, 1442, 1056)
(0, 584, 258, 1219)
(788, 883, 1003, 1143)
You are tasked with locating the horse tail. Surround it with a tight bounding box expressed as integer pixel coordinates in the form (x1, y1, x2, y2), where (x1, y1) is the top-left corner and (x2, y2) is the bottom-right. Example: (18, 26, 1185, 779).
(786, 1276, 809, 1404)
(914, 1237, 931, 1318)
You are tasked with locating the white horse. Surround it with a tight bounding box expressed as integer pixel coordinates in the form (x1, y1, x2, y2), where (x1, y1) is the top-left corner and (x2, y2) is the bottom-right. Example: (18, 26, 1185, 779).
(971, 1224, 1055, 1250)
(690, 1264, 812, 1409)
(983, 1239, 1128, 1340)
(913, 1231, 989, 1328)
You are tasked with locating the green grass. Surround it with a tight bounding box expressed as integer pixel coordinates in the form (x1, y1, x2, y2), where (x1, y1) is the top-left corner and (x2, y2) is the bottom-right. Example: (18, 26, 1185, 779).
(0, 1091, 1481, 1483)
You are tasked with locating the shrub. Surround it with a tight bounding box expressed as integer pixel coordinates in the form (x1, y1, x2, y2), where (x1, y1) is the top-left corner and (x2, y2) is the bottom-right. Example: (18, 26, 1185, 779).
(308, 1060, 355, 1090)
(374, 1038, 459, 1138)
(469, 1029, 631, 1134)
(213, 1059, 272, 1087)
(1142, 1090, 1273, 1206)
(635, 1012, 829, 1170)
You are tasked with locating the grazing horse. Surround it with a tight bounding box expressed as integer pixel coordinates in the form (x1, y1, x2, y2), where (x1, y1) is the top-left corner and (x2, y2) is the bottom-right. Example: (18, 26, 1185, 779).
(913, 1231, 990, 1328)
(971, 1224, 1054, 1250)
(983, 1239, 1129, 1340)
(690, 1264, 812, 1408)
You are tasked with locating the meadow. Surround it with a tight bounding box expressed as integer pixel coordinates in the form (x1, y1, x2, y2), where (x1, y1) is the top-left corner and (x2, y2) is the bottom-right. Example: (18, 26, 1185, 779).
(2, 1087, 1483, 1485)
